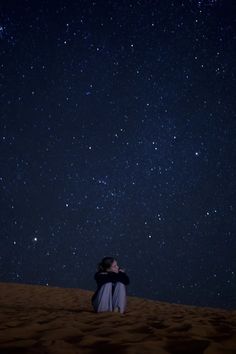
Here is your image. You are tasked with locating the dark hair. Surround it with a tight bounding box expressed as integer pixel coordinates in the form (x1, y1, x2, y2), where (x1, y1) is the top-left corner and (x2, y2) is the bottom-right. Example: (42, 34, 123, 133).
(97, 256, 116, 272)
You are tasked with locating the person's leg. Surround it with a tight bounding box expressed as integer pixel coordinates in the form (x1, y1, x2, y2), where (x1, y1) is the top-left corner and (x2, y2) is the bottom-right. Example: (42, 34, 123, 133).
(92, 282, 113, 312)
(112, 281, 127, 314)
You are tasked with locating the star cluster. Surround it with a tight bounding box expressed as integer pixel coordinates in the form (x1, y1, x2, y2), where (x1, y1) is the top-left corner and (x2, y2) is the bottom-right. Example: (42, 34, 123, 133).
(0, 0, 235, 309)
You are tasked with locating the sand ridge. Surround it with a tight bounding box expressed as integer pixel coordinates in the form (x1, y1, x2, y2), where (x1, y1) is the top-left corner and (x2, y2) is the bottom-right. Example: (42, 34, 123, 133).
(0, 282, 235, 353)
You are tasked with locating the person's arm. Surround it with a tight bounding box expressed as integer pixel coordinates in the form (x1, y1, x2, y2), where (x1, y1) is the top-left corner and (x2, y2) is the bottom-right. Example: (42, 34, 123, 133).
(95, 270, 130, 286)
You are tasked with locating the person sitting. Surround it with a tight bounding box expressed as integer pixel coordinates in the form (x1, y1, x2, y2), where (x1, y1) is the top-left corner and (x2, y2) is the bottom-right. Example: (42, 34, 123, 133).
(91, 256, 130, 314)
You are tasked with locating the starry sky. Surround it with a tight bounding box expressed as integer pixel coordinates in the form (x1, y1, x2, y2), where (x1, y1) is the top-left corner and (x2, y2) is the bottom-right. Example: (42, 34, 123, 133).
(0, 0, 235, 310)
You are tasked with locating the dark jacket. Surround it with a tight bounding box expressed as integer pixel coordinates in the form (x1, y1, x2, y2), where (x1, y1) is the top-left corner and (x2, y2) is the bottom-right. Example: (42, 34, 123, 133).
(91, 270, 130, 303)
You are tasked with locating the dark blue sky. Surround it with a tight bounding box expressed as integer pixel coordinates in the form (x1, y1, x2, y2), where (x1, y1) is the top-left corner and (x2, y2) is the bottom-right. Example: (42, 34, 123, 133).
(0, 0, 235, 310)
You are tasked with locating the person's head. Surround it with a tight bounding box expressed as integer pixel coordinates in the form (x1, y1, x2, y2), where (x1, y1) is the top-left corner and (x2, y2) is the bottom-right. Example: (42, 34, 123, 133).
(97, 256, 119, 273)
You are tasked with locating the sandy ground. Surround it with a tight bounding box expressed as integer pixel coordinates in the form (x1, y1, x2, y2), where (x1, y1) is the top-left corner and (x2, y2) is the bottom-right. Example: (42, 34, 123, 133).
(0, 282, 235, 354)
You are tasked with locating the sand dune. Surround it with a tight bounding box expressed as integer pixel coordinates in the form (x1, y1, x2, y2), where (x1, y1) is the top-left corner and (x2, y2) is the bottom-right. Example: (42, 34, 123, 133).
(0, 282, 235, 353)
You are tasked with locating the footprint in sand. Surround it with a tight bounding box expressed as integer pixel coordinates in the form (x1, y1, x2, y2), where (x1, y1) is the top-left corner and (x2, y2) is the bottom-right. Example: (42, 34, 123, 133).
(148, 320, 170, 329)
(167, 322, 193, 332)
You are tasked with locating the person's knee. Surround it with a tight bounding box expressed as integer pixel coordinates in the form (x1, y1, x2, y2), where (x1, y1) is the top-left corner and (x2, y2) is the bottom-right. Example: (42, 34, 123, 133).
(101, 282, 113, 288)
(114, 281, 126, 289)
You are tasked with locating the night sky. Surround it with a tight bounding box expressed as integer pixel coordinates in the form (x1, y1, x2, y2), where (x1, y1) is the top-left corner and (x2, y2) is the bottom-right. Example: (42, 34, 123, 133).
(0, 0, 235, 310)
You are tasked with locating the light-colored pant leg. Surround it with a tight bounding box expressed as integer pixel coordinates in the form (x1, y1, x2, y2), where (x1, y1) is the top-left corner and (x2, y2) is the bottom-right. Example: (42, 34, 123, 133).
(92, 281, 127, 313)
(112, 281, 127, 314)
(92, 282, 113, 312)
